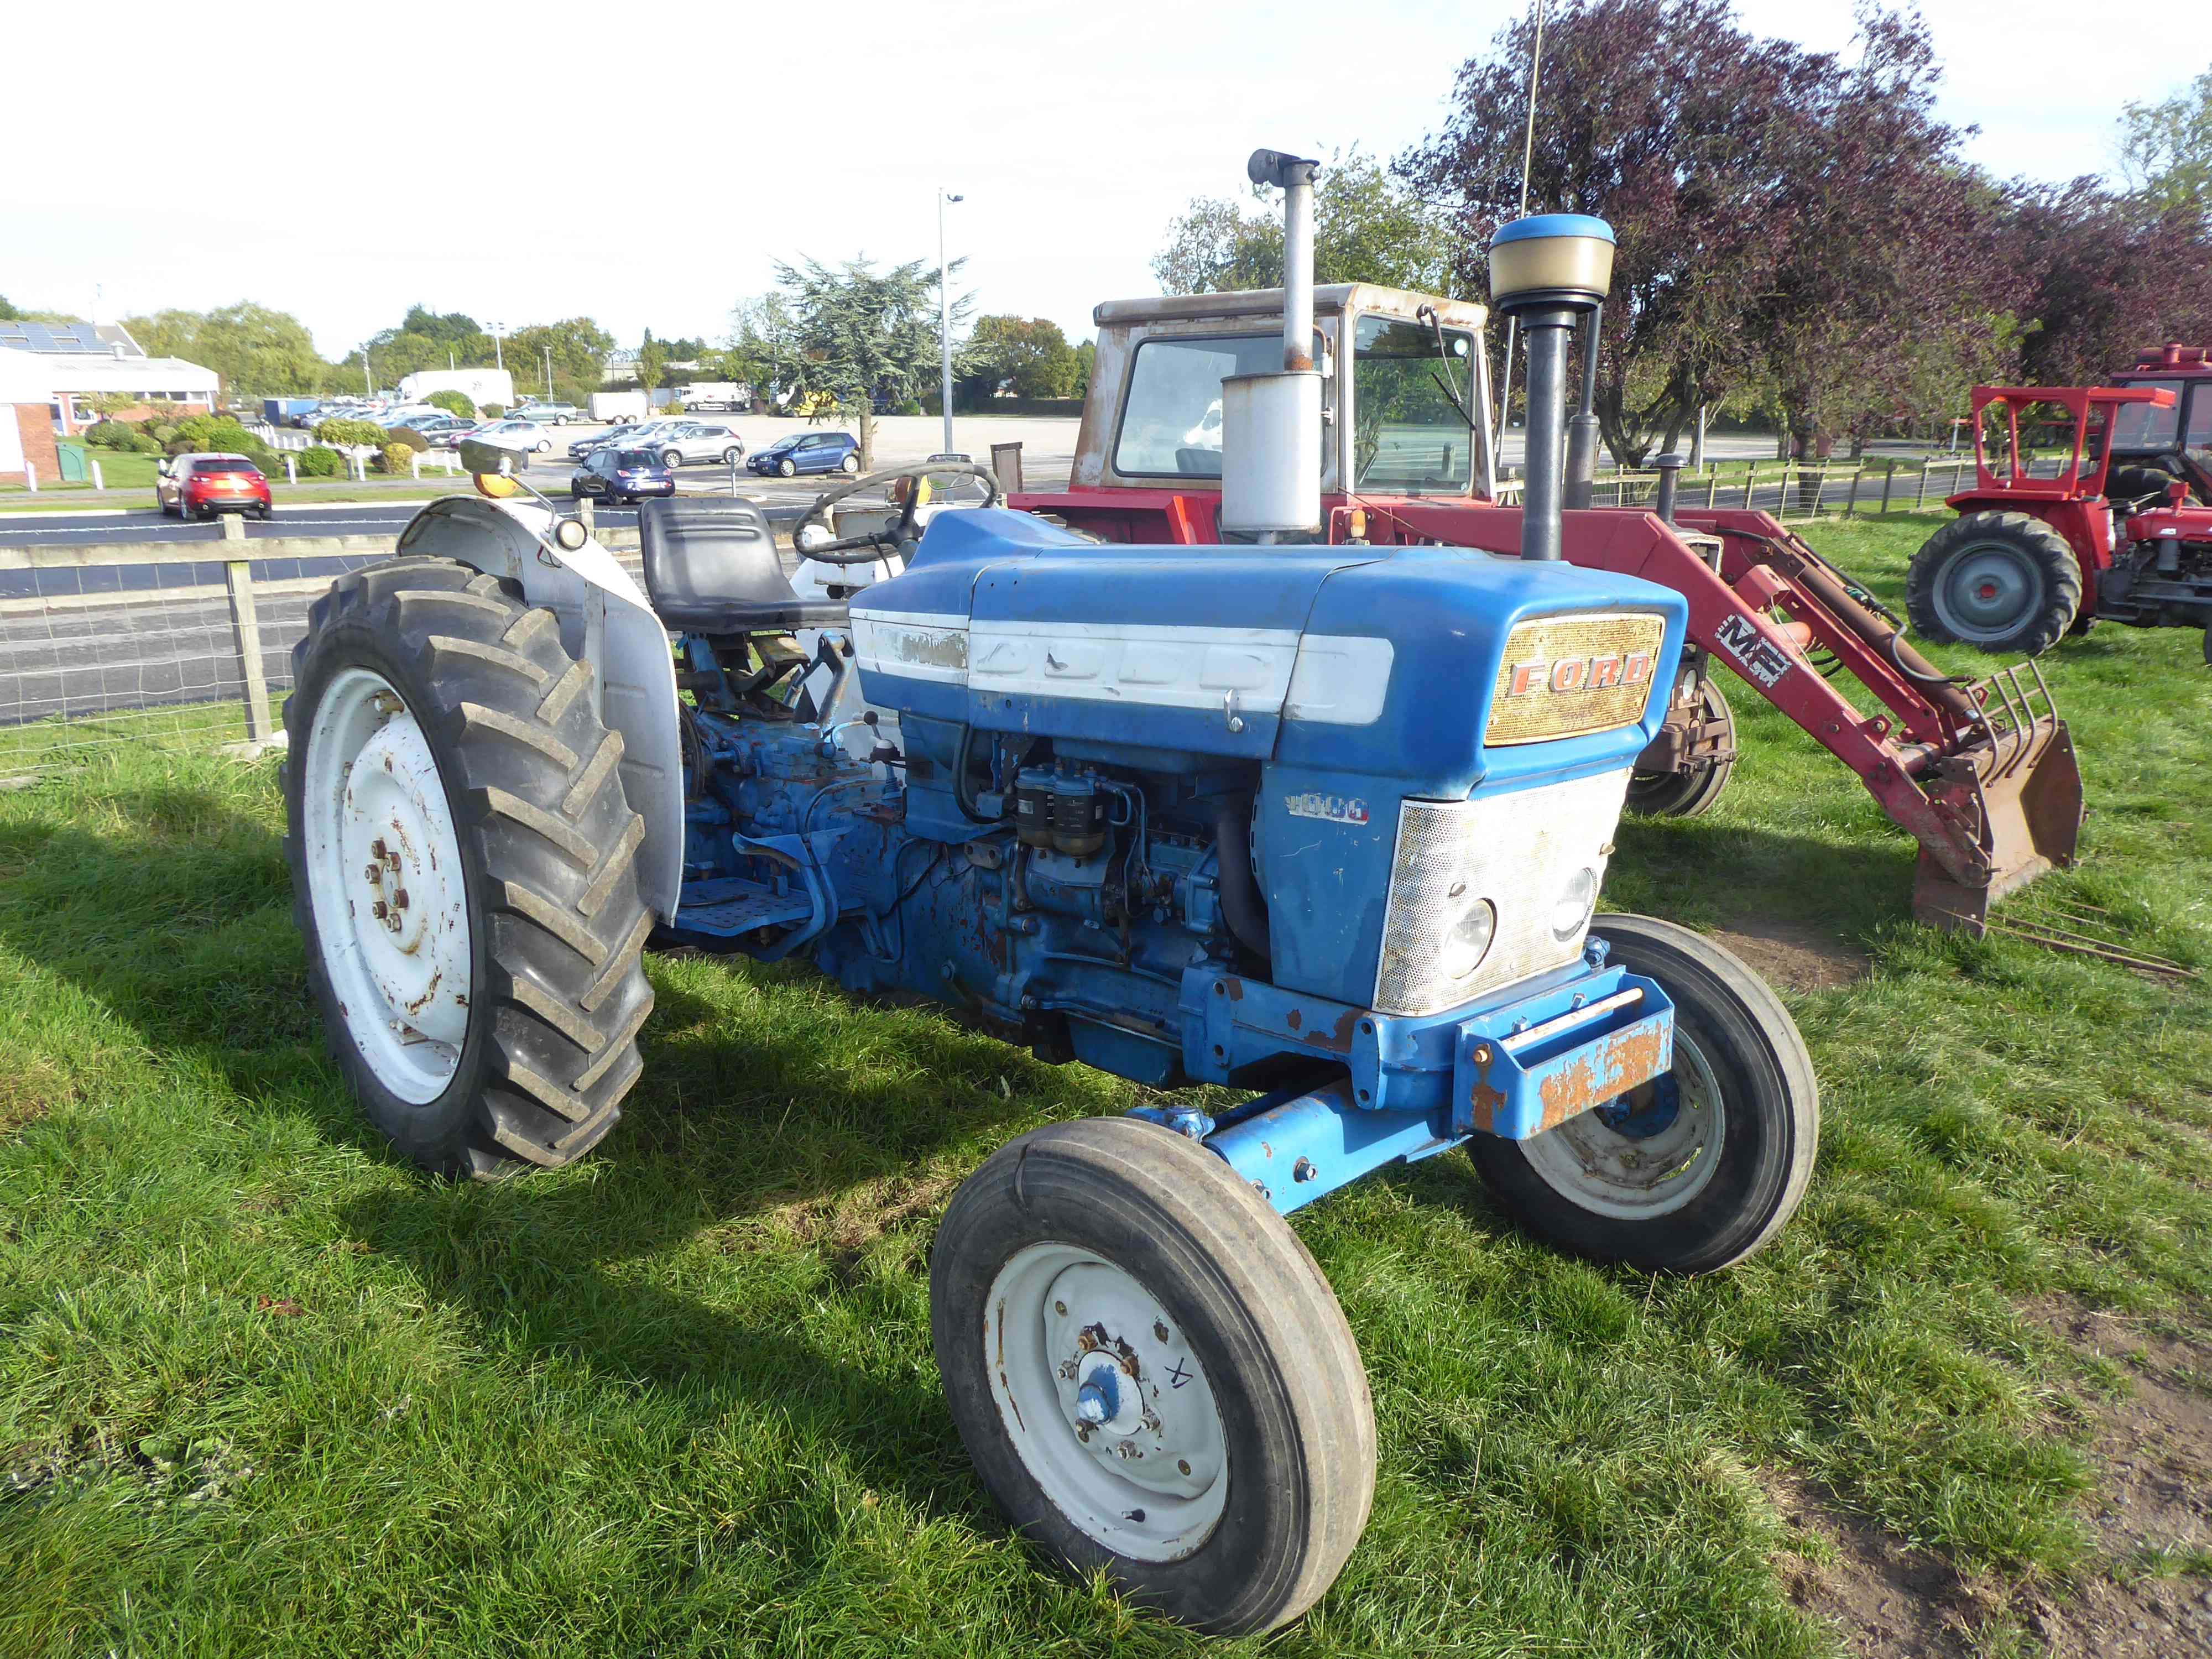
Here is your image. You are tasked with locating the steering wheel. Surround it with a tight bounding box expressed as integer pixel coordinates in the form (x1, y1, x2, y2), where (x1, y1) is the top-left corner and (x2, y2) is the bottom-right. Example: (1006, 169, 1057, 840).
(791, 461, 1004, 565)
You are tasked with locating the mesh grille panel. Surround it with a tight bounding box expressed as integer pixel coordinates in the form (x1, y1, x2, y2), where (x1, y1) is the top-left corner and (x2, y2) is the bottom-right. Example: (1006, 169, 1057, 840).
(1486, 611, 1666, 745)
(1373, 768, 1632, 1015)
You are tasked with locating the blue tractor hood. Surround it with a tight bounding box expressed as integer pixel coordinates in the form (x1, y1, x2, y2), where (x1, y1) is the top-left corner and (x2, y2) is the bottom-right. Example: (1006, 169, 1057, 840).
(849, 508, 1688, 794)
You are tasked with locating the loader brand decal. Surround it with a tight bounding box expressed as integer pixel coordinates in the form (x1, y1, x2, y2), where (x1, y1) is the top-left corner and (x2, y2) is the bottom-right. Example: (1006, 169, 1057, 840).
(1285, 791, 1370, 825)
(1712, 614, 1793, 690)
(1486, 612, 1668, 746)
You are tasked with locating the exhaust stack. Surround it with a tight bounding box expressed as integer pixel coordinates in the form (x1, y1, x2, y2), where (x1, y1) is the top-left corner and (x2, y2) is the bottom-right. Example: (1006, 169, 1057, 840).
(1220, 149, 1323, 540)
(1488, 215, 1616, 561)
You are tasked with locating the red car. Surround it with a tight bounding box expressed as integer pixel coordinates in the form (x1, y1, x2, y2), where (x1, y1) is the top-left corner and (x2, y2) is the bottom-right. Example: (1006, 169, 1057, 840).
(156, 452, 273, 521)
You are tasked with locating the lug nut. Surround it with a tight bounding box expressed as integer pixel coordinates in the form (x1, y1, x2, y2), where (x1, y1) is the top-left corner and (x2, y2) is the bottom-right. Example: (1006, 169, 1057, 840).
(371, 900, 388, 921)
(393, 889, 409, 910)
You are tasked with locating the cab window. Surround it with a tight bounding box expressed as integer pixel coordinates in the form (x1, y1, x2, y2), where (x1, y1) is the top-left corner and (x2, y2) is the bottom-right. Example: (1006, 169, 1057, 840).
(2111, 379, 2183, 449)
(1112, 331, 1326, 479)
(1352, 314, 1477, 495)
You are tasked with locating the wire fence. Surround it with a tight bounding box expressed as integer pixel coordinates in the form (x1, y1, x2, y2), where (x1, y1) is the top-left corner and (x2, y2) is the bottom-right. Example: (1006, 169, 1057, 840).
(1, 521, 644, 786)
(1585, 456, 1984, 520)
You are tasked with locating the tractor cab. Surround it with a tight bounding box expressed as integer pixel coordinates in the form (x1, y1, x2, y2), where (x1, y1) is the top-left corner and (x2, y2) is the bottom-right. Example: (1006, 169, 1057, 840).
(2107, 343, 2212, 504)
(1064, 283, 1496, 531)
(1963, 383, 2173, 502)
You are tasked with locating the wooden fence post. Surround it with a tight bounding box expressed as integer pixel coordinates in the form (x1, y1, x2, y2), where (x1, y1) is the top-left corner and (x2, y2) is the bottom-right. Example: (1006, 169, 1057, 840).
(1844, 467, 1865, 517)
(1879, 460, 1897, 515)
(1743, 467, 1757, 509)
(221, 516, 274, 744)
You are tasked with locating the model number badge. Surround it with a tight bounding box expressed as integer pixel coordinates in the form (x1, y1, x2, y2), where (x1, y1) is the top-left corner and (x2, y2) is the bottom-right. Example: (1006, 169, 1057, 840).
(1286, 791, 1370, 825)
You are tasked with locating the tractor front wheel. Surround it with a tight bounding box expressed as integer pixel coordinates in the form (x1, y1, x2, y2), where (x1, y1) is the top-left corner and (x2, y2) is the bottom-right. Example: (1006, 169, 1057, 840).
(931, 1117, 1375, 1635)
(1466, 914, 1818, 1274)
(1906, 511, 2081, 655)
(1626, 676, 1735, 818)
(285, 556, 655, 1178)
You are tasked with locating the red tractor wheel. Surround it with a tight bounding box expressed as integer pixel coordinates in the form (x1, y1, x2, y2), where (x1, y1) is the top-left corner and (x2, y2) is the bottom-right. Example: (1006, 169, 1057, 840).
(1906, 511, 2083, 656)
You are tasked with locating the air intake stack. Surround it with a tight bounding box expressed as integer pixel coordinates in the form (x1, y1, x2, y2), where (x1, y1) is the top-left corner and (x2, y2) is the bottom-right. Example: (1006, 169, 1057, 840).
(1488, 215, 1615, 562)
(1219, 149, 1323, 541)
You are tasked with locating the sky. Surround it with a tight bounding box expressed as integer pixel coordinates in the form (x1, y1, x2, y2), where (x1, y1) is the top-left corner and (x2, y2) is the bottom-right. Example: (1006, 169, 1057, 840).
(3, 0, 2205, 365)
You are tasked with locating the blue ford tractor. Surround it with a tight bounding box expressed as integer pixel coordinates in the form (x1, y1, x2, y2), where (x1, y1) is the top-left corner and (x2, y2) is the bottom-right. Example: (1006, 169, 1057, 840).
(284, 155, 1817, 1635)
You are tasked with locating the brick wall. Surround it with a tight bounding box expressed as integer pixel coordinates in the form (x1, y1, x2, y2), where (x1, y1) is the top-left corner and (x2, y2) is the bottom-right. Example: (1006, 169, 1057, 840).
(3, 404, 59, 485)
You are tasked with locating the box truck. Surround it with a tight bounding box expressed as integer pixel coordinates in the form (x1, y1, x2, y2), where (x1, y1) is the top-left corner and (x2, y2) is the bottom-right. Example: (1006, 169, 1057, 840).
(393, 368, 515, 413)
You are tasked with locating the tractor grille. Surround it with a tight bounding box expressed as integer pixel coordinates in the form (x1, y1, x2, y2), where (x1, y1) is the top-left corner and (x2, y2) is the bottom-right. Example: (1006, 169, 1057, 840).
(1373, 767, 1632, 1016)
(1486, 611, 1667, 746)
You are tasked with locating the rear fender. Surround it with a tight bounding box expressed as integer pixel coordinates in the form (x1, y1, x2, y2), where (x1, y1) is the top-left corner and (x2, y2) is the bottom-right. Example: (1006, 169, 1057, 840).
(395, 495, 684, 923)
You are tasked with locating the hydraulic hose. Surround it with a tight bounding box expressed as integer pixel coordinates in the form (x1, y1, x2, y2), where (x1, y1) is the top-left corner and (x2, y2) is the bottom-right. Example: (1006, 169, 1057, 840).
(1210, 796, 1271, 963)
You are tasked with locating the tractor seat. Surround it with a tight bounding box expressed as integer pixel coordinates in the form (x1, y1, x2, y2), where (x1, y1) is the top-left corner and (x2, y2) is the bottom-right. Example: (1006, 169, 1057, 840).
(637, 498, 849, 634)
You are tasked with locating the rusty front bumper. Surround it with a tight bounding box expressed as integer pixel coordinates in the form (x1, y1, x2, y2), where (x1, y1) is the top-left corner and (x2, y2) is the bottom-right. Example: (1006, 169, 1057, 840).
(1911, 662, 2084, 934)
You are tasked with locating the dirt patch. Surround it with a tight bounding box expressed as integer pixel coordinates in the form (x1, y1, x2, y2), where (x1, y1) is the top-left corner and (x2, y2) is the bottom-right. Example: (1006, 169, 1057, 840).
(1713, 917, 1871, 994)
(1765, 1470, 1993, 1658)
(1771, 1298, 2212, 1657)
(0, 1056, 70, 1137)
(743, 1167, 961, 1264)
(2012, 1296, 2212, 1659)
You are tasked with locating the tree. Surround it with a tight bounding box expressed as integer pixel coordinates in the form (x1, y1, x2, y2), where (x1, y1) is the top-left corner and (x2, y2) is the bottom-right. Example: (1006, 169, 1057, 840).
(764, 257, 970, 469)
(426, 389, 476, 419)
(0, 296, 74, 323)
(716, 294, 796, 404)
(124, 302, 345, 396)
(1073, 338, 1097, 399)
(635, 330, 667, 408)
(956, 315, 1082, 405)
(1152, 148, 1455, 296)
(1999, 180, 2212, 386)
(1400, 0, 2001, 466)
(508, 317, 615, 406)
(2120, 67, 2212, 216)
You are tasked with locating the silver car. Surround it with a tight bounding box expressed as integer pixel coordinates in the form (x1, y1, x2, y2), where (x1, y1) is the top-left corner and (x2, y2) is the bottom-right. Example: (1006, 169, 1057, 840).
(653, 420, 747, 468)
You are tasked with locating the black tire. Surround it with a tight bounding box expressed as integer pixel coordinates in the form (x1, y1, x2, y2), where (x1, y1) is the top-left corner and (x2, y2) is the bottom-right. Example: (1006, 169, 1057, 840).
(840, 452, 860, 474)
(1906, 511, 2081, 655)
(661, 450, 684, 471)
(284, 556, 655, 1178)
(778, 457, 797, 478)
(1626, 677, 1735, 818)
(931, 1118, 1375, 1636)
(1465, 914, 1818, 1274)
(2106, 463, 2180, 505)
(721, 446, 742, 465)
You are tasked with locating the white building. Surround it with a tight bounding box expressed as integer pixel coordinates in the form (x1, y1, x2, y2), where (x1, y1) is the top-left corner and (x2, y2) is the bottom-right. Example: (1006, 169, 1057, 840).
(0, 320, 221, 435)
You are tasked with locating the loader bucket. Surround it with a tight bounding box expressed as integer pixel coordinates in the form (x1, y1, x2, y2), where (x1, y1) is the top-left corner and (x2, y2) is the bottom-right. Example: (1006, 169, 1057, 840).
(1910, 663, 2084, 934)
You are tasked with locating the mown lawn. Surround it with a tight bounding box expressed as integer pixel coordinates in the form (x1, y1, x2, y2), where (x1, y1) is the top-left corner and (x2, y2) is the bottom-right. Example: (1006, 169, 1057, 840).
(2, 512, 2208, 1657)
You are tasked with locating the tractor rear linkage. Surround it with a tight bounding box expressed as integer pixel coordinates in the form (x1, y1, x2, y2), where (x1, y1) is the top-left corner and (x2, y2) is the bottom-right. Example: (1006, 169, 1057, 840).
(1009, 488, 2084, 934)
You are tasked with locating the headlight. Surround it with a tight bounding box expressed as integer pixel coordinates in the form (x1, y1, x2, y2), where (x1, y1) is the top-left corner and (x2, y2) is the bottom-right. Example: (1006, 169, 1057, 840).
(1437, 889, 1497, 980)
(1549, 866, 1598, 941)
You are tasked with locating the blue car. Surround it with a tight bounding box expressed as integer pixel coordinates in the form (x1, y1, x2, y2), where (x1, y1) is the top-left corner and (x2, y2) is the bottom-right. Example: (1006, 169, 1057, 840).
(746, 431, 861, 477)
(568, 447, 676, 506)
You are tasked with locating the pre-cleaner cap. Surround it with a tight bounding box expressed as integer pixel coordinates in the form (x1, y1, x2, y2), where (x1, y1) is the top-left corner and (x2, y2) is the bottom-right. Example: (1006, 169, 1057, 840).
(1488, 213, 1616, 311)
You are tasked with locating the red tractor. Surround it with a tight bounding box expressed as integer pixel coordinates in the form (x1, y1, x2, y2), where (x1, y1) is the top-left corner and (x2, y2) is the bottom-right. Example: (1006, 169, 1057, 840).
(1907, 354, 2212, 659)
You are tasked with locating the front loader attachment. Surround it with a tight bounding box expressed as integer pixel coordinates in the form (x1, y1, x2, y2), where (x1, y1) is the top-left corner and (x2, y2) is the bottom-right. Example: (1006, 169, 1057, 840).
(1909, 663, 2083, 933)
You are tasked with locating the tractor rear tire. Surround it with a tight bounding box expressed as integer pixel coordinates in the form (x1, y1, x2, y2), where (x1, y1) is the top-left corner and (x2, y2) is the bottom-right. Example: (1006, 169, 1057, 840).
(285, 556, 655, 1179)
(1626, 677, 1735, 818)
(1464, 914, 1818, 1275)
(932, 1117, 1375, 1636)
(1906, 511, 2081, 656)
(2107, 464, 2182, 505)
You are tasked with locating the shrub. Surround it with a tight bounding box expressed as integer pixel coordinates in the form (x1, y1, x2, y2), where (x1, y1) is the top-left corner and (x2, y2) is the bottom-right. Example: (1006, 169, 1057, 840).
(480, 404, 505, 419)
(314, 418, 388, 447)
(296, 445, 344, 478)
(84, 420, 140, 450)
(378, 442, 415, 477)
(425, 389, 475, 419)
(388, 428, 430, 453)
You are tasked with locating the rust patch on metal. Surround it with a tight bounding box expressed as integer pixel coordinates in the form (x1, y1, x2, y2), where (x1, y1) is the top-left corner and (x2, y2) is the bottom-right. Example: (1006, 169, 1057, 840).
(1466, 1079, 1508, 1135)
(1223, 976, 1244, 1002)
(1311, 1009, 1360, 1055)
(1284, 1008, 1301, 1031)
(1537, 1025, 1670, 1133)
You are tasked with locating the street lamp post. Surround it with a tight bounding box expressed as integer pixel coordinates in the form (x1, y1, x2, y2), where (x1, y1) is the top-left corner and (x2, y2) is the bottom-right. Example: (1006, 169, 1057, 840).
(491, 324, 505, 373)
(938, 187, 963, 455)
(544, 346, 554, 400)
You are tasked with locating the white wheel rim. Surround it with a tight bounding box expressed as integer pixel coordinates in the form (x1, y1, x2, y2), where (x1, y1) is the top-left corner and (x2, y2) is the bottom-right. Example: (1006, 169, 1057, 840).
(1521, 1027, 1727, 1219)
(301, 666, 473, 1103)
(984, 1242, 1230, 1562)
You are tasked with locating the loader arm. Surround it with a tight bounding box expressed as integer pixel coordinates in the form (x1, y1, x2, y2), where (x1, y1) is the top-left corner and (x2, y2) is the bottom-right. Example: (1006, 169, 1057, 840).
(1008, 487, 2083, 932)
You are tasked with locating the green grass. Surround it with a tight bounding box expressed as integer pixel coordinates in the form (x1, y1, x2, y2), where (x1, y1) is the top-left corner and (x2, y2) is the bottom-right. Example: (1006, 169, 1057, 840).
(3, 514, 2209, 1656)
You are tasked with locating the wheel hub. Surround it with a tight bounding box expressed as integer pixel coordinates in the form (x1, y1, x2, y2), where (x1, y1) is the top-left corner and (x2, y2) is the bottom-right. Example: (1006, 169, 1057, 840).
(1045, 1264, 1219, 1500)
(1523, 1030, 1726, 1219)
(302, 668, 474, 1103)
(984, 1243, 1230, 1561)
(1937, 543, 2039, 641)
